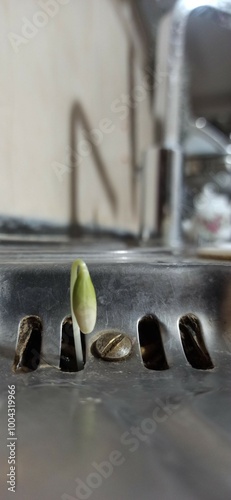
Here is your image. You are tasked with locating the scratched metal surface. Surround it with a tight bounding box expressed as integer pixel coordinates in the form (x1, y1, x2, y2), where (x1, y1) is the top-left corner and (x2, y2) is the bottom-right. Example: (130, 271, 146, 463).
(0, 245, 231, 499)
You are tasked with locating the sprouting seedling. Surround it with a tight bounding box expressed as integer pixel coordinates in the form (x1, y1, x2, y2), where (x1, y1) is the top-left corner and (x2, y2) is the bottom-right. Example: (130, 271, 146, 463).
(70, 259, 97, 370)
(71, 259, 97, 334)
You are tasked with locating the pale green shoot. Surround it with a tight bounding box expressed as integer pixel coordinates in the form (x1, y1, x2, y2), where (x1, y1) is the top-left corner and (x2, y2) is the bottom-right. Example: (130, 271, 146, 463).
(70, 259, 97, 369)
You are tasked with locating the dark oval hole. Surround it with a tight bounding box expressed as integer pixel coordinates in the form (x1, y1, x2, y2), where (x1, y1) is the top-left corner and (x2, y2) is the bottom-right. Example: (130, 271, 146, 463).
(138, 315, 169, 370)
(13, 316, 42, 372)
(60, 316, 85, 372)
(179, 314, 214, 370)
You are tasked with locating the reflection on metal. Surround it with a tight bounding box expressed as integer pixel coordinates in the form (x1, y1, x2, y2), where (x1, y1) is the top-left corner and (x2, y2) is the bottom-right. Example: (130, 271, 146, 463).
(0, 245, 231, 499)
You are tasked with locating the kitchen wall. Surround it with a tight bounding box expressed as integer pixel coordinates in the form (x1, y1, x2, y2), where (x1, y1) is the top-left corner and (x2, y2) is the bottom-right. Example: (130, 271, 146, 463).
(0, 0, 153, 235)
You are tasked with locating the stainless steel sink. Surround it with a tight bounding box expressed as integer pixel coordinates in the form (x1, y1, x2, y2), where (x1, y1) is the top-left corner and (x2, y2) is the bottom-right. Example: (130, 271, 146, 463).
(0, 243, 231, 500)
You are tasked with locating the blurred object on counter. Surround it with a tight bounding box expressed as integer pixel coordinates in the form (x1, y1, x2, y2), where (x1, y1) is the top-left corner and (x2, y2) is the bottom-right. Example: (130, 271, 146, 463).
(183, 184, 231, 244)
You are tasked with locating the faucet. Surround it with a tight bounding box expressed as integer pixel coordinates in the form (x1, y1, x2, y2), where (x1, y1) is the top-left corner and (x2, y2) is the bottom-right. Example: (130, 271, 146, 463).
(142, 0, 231, 248)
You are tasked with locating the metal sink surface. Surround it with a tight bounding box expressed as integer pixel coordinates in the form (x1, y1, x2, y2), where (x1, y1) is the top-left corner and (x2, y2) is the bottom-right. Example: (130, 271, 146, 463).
(0, 243, 230, 500)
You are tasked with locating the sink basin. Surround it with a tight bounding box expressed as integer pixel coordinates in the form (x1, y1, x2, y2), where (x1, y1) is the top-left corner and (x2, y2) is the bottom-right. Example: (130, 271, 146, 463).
(0, 243, 231, 499)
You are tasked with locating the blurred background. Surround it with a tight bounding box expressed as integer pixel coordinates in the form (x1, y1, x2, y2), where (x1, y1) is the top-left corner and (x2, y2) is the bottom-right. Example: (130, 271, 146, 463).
(0, 0, 231, 241)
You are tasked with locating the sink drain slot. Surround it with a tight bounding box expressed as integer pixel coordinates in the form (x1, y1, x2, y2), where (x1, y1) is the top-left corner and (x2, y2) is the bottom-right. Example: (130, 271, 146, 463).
(13, 316, 43, 372)
(179, 314, 214, 370)
(60, 316, 85, 372)
(138, 315, 169, 370)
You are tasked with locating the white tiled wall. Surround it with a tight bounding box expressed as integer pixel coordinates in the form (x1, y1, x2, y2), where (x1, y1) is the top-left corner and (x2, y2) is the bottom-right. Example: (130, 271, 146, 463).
(0, 0, 152, 234)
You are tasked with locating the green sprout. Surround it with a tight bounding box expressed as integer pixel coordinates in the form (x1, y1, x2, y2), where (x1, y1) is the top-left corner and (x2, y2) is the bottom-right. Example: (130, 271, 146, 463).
(70, 259, 97, 369)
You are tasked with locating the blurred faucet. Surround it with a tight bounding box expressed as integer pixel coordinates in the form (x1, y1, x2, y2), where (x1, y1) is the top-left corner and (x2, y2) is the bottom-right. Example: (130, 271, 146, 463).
(142, 0, 231, 247)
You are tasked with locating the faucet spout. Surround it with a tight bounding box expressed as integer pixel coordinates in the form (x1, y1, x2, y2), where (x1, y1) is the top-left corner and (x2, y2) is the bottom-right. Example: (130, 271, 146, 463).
(155, 0, 231, 148)
(142, 0, 231, 247)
